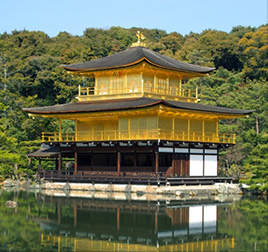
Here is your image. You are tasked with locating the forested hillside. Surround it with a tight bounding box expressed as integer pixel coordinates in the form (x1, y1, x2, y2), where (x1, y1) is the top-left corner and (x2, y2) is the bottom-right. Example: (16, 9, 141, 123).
(0, 25, 267, 190)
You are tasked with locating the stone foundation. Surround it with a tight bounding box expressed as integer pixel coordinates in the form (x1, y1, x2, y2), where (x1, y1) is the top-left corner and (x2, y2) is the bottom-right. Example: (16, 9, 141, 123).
(1, 179, 247, 201)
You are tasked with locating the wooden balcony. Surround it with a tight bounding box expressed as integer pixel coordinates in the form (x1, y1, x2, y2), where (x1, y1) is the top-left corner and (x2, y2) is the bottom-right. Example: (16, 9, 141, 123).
(78, 84, 198, 102)
(39, 170, 233, 185)
(42, 129, 236, 144)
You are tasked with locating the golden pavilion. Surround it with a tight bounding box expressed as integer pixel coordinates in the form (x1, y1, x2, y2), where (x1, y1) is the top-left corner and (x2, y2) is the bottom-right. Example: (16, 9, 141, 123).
(24, 34, 253, 184)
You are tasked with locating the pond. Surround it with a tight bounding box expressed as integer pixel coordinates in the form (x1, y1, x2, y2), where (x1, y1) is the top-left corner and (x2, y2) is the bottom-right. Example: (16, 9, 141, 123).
(0, 189, 267, 252)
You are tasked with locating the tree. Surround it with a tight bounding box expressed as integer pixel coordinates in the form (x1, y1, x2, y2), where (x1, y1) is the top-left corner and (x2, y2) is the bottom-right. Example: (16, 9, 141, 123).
(238, 25, 268, 80)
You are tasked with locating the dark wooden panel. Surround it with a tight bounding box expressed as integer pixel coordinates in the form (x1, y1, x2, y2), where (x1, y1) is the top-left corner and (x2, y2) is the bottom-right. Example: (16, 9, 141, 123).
(174, 154, 189, 176)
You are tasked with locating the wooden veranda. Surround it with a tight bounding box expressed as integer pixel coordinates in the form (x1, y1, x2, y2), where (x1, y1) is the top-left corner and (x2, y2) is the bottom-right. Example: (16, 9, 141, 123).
(39, 170, 232, 185)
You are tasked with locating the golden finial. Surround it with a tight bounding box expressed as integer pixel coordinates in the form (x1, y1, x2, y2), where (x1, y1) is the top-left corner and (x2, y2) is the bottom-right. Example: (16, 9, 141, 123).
(131, 30, 147, 47)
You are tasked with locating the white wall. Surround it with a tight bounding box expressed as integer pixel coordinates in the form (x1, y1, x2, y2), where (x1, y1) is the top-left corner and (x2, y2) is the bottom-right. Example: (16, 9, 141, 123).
(204, 155, 218, 176)
(189, 155, 203, 176)
(190, 150, 218, 176)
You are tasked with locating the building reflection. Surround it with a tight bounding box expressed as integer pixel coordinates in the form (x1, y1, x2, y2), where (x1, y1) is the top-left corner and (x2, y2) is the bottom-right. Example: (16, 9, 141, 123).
(33, 196, 234, 251)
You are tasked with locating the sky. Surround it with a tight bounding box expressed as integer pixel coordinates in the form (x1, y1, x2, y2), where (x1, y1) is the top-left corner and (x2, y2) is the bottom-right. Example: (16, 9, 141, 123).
(0, 0, 267, 37)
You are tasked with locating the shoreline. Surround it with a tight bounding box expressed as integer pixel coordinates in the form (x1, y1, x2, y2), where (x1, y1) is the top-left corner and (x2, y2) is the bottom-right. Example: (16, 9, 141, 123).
(1, 179, 260, 199)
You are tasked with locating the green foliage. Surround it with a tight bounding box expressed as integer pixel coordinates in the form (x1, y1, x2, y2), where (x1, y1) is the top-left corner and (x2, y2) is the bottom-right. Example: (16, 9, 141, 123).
(218, 198, 268, 251)
(0, 190, 71, 251)
(0, 26, 267, 189)
(238, 25, 268, 80)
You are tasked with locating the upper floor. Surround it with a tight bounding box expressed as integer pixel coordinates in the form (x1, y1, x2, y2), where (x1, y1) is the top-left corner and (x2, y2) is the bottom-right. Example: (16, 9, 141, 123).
(62, 46, 215, 103)
(77, 65, 199, 102)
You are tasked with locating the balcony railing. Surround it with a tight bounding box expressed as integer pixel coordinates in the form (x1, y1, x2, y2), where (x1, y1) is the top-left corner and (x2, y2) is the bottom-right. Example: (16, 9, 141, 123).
(42, 129, 236, 144)
(39, 170, 233, 185)
(78, 84, 198, 100)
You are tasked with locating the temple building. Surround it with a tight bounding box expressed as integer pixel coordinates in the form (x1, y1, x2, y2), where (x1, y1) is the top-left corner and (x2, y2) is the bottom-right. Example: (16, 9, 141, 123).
(24, 33, 253, 184)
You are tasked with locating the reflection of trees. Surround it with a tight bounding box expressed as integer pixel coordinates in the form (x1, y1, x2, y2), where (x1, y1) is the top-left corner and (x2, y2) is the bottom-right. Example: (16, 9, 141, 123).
(0, 190, 61, 251)
(218, 198, 268, 252)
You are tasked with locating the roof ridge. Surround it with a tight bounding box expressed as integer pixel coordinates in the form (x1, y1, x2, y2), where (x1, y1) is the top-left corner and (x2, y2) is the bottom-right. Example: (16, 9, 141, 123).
(144, 47, 215, 71)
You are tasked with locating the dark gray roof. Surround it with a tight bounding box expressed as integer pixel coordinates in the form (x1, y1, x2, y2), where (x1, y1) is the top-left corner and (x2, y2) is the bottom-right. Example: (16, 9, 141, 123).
(28, 146, 60, 157)
(23, 98, 253, 116)
(62, 46, 215, 74)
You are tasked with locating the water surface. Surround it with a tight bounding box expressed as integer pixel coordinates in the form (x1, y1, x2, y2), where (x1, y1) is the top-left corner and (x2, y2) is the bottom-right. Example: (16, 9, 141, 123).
(0, 189, 267, 252)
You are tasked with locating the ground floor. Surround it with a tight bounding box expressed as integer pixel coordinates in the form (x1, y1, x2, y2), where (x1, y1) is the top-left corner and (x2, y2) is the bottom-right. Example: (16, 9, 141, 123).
(29, 140, 232, 185)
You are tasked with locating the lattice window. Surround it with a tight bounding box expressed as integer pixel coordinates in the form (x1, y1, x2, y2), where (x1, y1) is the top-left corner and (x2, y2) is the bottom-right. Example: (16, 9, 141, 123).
(98, 82, 108, 95)
(157, 78, 167, 94)
(111, 76, 124, 94)
(129, 80, 138, 92)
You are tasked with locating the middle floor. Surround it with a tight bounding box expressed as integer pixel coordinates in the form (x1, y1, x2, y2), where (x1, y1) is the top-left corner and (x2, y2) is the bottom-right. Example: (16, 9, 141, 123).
(41, 106, 235, 144)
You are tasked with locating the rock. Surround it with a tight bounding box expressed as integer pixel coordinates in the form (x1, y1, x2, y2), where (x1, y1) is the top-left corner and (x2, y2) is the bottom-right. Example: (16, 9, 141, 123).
(189, 191, 196, 196)
(216, 184, 229, 195)
(63, 183, 70, 191)
(29, 183, 40, 190)
(145, 185, 154, 194)
(105, 184, 113, 192)
(175, 191, 184, 197)
(136, 191, 145, 197)
(13, 180, 20, 189)
(40, 178, 46, 185)
(125, 184, 132, 193)
(3, 179, 13, 187)
(86, 184, 96, 192)
(19, 181, 31, 190)
(5, 201, 18, 208)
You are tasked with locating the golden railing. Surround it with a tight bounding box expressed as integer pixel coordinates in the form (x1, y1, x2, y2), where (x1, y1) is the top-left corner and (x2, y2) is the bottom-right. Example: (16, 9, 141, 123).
(41, 234, 235, 252)
(78, 84, 198, 99)
(42, 130, 236, 144)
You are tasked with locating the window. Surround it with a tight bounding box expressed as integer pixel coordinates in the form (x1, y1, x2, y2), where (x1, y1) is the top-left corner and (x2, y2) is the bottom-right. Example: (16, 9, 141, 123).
(111, 76, 124, 93)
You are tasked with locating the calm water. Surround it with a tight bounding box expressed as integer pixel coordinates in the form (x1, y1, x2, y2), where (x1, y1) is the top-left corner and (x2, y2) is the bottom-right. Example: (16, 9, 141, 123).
(0, 189, 267, 252)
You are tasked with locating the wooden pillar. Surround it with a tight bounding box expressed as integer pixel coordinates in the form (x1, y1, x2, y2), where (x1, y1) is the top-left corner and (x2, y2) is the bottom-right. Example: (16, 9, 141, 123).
(172, 149, 175, 177)
(38, 158, 42, 174)
(141, 71, 144, 94)
(179, 77, 182, 96)
(188, 119, 191, 141)
(78, 85, 81, 96)
(95, 75, 98, 94)
(202, 120, 205, 142)
(57, 203, 61, 225)
(134, 151, 137, 170)
(155, 151, 159, 174)
(217, 149, 219, 177)
(75, 117, 78, 141)
(91, 152, 94, 169)
(59, 118, 62, 141)
(58, 153, 62, 175)
(55, 157, 58, 170)
(124, 74, 127, 93)
(74, 151, 78, 174)
(116, 206, 120, 231)
(203, 147, 205, 177)
(117, 150, 121, 176)
(172, 118, 175, 139)
(155, 207, 158, 233)
(74, 203, 77, 227)
(154, 73, 157, 90)
(58, 237, 61, 252)
(216, 121, 219, 138)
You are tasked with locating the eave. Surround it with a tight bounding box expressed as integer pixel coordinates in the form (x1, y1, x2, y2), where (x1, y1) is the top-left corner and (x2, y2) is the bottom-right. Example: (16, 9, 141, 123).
(61, 46, 215, 78)
(23, 98, 254, 120)
(65, 59, 212, 79)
